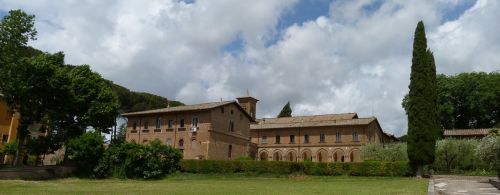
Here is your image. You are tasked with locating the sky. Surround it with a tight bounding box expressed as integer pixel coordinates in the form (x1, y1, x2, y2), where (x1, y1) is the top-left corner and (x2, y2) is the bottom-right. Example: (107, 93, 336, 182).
(1, 0, 499, 136)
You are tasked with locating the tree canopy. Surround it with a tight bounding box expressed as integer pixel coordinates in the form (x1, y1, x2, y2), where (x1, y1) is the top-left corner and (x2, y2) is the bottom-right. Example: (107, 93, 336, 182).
(406, 21, 440, 177)
(403, 71, 500, 129)
(277, 101, 292, 118)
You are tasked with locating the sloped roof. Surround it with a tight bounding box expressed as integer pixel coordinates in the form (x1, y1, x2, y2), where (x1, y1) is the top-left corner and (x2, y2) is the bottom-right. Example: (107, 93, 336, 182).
(255, 113, 358, 124)
(251, 114, 373, 130)
(443, 128, 491, 136)
(122, 101, 254, 121)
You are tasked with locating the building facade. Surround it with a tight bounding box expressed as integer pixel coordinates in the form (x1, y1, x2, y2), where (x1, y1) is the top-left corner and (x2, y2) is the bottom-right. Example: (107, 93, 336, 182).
(250, 113, 396, 162)
(124, 96, 397, 162)
(123, 100, 255, 160)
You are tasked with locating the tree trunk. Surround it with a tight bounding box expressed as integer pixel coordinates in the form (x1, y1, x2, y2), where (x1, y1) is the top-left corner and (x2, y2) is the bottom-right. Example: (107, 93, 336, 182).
(416, 165, 424, 178)
(12, 123, 28, 166)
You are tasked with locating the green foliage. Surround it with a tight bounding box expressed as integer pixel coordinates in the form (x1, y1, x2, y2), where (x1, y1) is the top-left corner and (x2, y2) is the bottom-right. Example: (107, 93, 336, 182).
(277, 101, 292, 118)
(108, 82, 184, 113)
(0, 9, 37, 66)
(403, 72, 500, 129)
(434, 138, 479, 172)
(1, 141, 18, 155)
(67, 132, 105, 175)
(179, 160, 411, 177)
(25, 135, 61, 156)
(95, 140, 183, 179)
(475, 136, 500, 179)
(361, 143, 408, 161)
(406, 21, 439, 172)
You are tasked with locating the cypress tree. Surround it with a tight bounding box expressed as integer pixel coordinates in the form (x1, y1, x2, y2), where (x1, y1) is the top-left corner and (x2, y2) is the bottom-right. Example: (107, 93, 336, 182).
(277, 101, 292, 118)
(406, 21, 439, 177)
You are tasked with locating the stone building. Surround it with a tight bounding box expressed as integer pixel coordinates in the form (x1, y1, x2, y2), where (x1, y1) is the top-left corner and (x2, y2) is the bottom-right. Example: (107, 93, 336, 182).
(123, 99, 255, 160)
(123, 95, 397, 162)
(250, 113, 397, 162)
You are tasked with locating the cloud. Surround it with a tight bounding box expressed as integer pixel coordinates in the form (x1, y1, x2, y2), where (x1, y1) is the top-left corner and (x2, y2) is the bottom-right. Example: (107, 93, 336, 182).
(1, 0, 498, 136)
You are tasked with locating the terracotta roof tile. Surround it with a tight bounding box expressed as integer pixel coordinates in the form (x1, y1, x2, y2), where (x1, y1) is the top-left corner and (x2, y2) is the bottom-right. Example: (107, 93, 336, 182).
(251, 114, 375, 130)
(443, 128, 491, 136)
(122, 101, 234, 116)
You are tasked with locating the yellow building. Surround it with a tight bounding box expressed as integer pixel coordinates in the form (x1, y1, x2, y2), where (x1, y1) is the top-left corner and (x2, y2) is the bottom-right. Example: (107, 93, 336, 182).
(0, 100, 20, 163)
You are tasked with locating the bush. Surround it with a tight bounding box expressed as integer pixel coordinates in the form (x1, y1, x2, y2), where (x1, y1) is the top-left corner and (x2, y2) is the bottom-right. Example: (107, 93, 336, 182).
(434, 138, 479, 172)
(179, 160, 411, 177)
(475, 136, 500, 179)
(66, 132, 104, 176)
(361, 143, 408, 161)
(95, 139, 182, 179)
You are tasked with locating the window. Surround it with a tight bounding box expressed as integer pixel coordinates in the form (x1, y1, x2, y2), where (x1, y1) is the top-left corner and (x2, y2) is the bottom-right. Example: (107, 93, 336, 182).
(155, 117, 161, 129)
(353, 131, 359, 141)
(275, 135, 280, 144)
(192, 117, 199, 127)
(132, 122, 137, 130)
(143, 139, 148, 143)
(166, 138, 172, 146)
(304, 134, 309, 143)
(180, 119, 185, 128)
(320, 132, 326, 143)
(228, 145, 232, 159)
(2, 134, 8, 143)
(289, 135, 295, 143)
(167, 119, 173, 129)
(262, 136, 267, 144)
(230, 110, 234, 115)
(178, 139, 184, 147)
(220, 107, 224, 113)
(144, 120, 149, 129)
(228, 120, 234, 132)
(336, 132, 342, 142)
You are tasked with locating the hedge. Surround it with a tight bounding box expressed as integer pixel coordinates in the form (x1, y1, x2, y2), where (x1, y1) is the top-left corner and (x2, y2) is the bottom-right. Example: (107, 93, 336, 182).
(179, 160, 412, 176)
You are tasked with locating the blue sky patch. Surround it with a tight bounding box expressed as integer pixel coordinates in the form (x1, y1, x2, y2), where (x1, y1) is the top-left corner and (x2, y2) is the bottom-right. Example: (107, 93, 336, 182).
(222, 33, 245, 55)
(0, 10, 7, 19)
(266, 0, 332, 47)
(441, 0, 477, 23)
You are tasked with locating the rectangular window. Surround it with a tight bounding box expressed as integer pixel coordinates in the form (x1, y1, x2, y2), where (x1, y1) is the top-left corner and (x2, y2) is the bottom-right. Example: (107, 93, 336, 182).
(275, 135, 280, 144)
(180, 119, 185, 128)
(2, 134, 8, 143)
(320, 132, 326, 143)
(144, 120, 149, 129)
(289, 135, 295, 143)
(155, 117, 161, 129)
(168, 119, 173, 129)
(192, 117, 199, 127)
(336, 132, 342, 142)
(304, 134, 309, 143)
(262, 136, 267, 144)
(132, 122, 137, 130)
(353, 131, 359, 141)
(220, 107, 224, 113)
(229, 120, 234, 132)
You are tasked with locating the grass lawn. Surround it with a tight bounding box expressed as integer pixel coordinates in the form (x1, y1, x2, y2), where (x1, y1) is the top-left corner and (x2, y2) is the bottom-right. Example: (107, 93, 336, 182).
(0, 173, 428, 195)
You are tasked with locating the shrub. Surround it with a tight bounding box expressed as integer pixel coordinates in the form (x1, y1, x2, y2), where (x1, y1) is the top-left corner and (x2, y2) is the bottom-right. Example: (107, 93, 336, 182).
(434, 138, 479, 172)
(179, 160, 411, 177)
(66, 132, 104, 176)
(361, 143, 408, 161)
(95, 139, 182, 179)
(475, 136, 500, 179)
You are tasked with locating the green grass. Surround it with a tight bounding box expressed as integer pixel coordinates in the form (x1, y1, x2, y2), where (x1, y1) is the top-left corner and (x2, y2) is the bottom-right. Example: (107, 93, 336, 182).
(0, 173, 428, 195)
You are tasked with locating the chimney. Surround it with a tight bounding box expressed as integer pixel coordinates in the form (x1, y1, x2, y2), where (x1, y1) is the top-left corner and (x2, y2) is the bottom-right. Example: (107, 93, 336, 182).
(236, 96, 258, 121)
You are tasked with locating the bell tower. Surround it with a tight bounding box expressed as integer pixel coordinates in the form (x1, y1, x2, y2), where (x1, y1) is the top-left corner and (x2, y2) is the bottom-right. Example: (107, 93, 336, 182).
(236, 96, 258, 120)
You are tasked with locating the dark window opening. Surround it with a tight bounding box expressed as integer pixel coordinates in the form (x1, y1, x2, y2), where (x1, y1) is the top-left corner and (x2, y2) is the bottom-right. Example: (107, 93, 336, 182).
(275, 135, 280, 144)
(289, 135, 295, 143)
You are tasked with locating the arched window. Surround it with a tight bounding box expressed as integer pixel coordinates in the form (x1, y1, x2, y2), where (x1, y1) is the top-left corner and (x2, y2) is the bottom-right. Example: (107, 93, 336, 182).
(228, 145, 232, 159)
(304, 134, 310, 143)
(260, 152, 268, 161)
(178, 139, 184, 147)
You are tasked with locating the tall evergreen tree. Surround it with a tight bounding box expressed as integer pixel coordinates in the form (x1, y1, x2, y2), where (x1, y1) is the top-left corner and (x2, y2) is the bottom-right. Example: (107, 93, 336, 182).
(406, 21, 440, 177)
(277, 101, 292, 118)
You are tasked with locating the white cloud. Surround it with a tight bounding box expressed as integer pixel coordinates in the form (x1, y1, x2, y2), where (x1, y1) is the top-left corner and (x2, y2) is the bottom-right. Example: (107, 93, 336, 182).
(1, 0, 498, 136)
